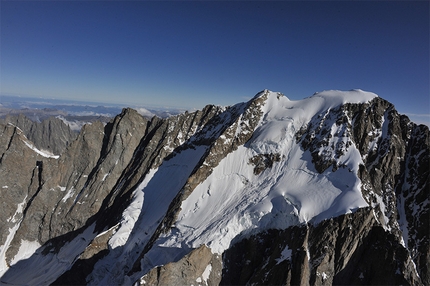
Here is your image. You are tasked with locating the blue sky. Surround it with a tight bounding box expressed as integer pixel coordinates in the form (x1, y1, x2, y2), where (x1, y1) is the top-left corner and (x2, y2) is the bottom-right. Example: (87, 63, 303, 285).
(1, 1, 428, 123)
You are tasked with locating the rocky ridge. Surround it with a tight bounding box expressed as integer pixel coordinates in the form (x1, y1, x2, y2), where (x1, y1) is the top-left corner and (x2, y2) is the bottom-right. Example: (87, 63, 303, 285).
(0, 113, 76, 155)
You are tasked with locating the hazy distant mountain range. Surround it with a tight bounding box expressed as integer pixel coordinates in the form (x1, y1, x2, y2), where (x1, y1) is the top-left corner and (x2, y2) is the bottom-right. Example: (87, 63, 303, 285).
(0, 95, 186, 130)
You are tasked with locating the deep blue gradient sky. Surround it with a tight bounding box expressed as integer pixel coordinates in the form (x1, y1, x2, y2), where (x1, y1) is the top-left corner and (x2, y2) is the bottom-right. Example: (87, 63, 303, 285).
(1, 1, 429, 123)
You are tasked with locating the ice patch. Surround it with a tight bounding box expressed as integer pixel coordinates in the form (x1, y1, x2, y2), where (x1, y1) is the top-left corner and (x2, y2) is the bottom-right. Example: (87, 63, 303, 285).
(196, 264, 212, 283)
(62, 187, 75, 202)
(276, 245, 292, 264)
(10, 240, 41, 266)
(23, 140, 59, 159)
(321, 272, 329, 280)
(102, 173, 109, 182)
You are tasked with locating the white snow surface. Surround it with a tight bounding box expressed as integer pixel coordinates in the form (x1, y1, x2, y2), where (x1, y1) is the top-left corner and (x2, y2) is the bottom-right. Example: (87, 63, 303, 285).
(197, 263, 212, 283)
(23, 140, 60, 159)
(153, 89, 373, 255)
(10, 240, 41, 266)
(276, 245, 292, 265)
(0, 223, 96, 285)
(108, 168, 157, 249)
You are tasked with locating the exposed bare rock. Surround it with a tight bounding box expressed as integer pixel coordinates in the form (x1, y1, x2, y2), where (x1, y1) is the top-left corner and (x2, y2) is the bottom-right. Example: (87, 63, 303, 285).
(138, 245, 222, 286)
(249, 153, 281, 175)
(1, 114, 76, 155)
(222, 208, 421, 285)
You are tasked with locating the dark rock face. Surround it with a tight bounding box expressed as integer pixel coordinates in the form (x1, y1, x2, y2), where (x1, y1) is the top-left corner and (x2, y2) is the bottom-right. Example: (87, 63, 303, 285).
(396, 122, 429, 283)
(295, 97, 429, 284)
(0, 91, 428, 285)
(249, 153, 281, 175)
(0, 114, 76, 155)
(222, 208, 420, 285)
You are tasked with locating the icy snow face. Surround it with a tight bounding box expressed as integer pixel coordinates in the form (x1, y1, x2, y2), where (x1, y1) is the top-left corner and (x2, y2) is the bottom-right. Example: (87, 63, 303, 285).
(10, 240, 41, 266)
(310, 89, 378, 105)
(154, 90, 373, 255)
(1, 224, 96, 285)
(108, 168, 157, 249)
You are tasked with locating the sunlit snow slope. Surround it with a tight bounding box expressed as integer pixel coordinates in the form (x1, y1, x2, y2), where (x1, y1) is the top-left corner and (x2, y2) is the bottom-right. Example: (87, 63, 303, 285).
(155, 90, 376, 252)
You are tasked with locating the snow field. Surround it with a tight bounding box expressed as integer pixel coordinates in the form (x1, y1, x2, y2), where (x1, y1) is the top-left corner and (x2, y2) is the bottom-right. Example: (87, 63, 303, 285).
(10, 240, 41, 266)
(0, 223, 96, 285)
(108, 168, 157, 249)
(155, 90, 374, 256)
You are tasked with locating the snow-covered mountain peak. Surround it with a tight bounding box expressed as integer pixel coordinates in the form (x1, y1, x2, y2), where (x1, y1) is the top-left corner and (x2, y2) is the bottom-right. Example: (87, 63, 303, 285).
(249, 89, 378, 153)
(0, 89, 427, 286)
(310, 89, 378, 104)
(255, 89, 377, 118)
(148, 90, 376, 258)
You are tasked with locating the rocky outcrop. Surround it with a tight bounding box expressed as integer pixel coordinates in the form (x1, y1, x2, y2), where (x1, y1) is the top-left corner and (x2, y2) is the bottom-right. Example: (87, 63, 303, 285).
(248, 153, 282, 175)
(138, 245, 222, 286)
(222, 208, 420, 285)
